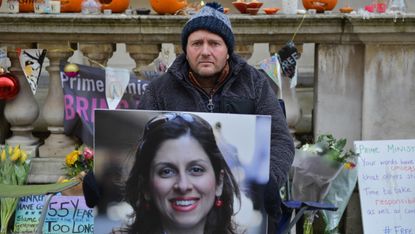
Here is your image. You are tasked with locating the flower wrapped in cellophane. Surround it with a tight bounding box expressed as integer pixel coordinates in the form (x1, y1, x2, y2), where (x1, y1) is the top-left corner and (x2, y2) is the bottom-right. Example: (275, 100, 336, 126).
(291, 134, 358, 234)
(0, 145, 31, 234)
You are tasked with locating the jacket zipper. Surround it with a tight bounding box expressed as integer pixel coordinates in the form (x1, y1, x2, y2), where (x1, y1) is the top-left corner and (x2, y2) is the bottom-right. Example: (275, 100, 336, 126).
(189, 84, 214, 112)
(204, 69, 239, 112)
(207, 96, 214, 112)
(182, 72, 231, 112)
(190, 83, 216, 112)
(207, 88, 217, 112)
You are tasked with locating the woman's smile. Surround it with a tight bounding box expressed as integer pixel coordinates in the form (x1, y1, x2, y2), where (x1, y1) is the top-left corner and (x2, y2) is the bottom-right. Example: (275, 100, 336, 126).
(170, 197, 200, 212)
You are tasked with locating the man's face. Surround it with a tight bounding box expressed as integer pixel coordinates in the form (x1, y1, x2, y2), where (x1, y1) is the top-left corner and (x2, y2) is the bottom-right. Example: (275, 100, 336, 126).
(186, 30, 229, 79)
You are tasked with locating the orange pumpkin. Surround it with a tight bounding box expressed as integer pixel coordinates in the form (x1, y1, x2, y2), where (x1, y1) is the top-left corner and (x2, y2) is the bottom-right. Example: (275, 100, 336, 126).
(302, 0, 337, 12)
(150, 0, 187, 15)
(99, 0, 130, 13)
(60, 0, 82, 12)
(19, 0, 35, 12)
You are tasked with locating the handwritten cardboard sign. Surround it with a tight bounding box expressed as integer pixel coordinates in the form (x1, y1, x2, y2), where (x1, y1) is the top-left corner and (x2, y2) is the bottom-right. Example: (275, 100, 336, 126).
(14, 195, 94, 234)
(355, 139, 415, 234)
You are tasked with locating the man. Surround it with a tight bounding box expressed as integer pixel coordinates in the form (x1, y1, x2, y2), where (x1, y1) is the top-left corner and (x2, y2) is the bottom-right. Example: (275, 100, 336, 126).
(138, 2, 295, 231)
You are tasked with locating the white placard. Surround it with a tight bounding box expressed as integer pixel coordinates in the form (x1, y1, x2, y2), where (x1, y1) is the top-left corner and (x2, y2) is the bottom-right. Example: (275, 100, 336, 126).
(355, 139, 415, 234)
(105, 67, 130, 110)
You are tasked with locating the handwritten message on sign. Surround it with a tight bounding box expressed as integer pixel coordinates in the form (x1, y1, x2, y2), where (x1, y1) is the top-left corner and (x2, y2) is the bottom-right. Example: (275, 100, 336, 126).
(355, 139, 415, 234)
(14, 195, 94, 233)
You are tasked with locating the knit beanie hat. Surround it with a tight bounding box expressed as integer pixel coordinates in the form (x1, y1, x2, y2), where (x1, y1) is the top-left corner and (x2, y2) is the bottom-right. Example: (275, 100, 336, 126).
(181, 2, 234, 55)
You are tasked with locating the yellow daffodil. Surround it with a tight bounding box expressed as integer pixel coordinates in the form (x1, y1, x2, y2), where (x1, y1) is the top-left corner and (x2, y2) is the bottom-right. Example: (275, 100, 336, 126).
(20, 150, 28, 163)
(10, 147, 21, 162)
(1, 149, 6, 161)
(0, 144, 31, 234)
(13, 144, 20, 152)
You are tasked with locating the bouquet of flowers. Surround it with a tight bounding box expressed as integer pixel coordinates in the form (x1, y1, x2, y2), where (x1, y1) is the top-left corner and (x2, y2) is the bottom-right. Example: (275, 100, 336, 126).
(63, 145, 94, 178)
(58, 145, 94, 196)
(291, 134, 358, 234)
(0, 145, 31, 234)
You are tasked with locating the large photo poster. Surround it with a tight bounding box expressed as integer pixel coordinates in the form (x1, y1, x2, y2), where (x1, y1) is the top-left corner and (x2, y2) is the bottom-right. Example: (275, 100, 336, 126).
(93, 109, 272, 234)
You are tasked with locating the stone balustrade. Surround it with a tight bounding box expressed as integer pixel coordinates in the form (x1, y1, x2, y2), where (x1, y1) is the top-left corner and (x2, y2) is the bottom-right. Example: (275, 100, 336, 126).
(0, 13, 414, 233)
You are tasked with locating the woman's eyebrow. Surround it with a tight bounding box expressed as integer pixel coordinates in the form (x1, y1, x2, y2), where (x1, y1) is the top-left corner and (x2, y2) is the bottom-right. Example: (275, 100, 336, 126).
(188, 159, 210, 165)
(152, 162, 175, 168)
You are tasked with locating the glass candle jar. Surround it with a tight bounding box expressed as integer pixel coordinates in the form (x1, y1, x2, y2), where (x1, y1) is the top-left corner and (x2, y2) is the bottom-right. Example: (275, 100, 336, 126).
(282, 0, 298, 14)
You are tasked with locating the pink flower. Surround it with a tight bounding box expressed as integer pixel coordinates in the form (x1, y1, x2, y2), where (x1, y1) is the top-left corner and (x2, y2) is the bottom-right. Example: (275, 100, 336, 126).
(83, 147, 94, 160)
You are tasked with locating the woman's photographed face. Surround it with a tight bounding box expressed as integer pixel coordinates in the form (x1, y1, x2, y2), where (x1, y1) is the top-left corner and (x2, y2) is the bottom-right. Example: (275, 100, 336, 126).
(149, 134, 222, 230)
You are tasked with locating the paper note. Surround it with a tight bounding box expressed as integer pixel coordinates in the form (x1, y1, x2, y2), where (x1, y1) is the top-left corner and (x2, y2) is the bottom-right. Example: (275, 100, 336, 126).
(355, 139, 415, 234)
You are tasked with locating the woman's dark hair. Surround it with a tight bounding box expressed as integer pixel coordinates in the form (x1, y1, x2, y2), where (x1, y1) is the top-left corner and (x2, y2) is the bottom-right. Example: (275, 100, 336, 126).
(124, 113, 241, 234)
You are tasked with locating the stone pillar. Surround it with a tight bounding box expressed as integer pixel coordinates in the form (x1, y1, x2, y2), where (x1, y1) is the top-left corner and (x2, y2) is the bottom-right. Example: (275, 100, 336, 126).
(314, 44, 365, 234)
(126, 43, 161, 79)
(4, 43, 40, 146)
(235, 44, 254, 60)
(79, 43, 115, 68)
(270, 43, 302, 147)
(173, 43, 182, 57)
(38, 43, 78, 158)
(0, 101, 8, 144)
(344, 189, 363, 234)
(314, 44, 364, 148)
(362, 44, 415, 140)
(27, 157, 67, 183)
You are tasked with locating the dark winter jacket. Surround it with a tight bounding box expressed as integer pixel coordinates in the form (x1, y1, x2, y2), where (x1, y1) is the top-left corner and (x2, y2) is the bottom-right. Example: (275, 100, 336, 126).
(138, 53, 295, 218)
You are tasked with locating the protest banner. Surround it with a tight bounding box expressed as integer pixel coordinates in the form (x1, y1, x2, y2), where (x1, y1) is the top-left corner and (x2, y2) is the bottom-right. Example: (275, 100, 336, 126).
(61, 62, 150, 145)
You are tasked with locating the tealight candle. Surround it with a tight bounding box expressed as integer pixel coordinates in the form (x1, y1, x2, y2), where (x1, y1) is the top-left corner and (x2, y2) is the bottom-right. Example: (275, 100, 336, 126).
(104, 9, 112, 15)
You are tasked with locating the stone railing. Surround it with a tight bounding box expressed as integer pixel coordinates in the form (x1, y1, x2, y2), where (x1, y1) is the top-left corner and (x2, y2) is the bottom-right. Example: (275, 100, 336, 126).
(0, 13, 414, 233)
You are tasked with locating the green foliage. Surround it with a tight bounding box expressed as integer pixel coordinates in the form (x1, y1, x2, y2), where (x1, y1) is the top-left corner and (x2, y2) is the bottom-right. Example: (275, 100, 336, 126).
(302, 134, 359, 166)
(0, 145, 32, 234)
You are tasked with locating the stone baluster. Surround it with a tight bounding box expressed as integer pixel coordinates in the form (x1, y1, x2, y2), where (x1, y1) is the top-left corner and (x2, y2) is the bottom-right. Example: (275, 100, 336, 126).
(38, 43, 78, 157)
(126, 44, 162, 79)
(3, 43, 40, 146)
(173, 44, 182, 57)
(0, 102, 7, 144)
(79, 43, 115, 68)
(270, 43, 302, 147)
(235, 44, 254, 60)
